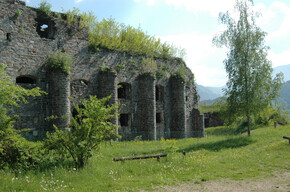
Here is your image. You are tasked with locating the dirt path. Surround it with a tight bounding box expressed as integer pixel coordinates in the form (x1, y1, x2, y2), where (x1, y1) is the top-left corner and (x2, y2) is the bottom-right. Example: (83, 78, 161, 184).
(152, 172, 290, 192)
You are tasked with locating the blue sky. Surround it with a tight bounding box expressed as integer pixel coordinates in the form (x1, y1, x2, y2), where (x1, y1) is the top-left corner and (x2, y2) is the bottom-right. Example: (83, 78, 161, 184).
(25, 0, 290, 87)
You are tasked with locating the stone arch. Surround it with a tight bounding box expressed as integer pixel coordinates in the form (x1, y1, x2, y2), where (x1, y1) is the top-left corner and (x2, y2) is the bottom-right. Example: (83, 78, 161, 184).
(117, 82, 131, 99)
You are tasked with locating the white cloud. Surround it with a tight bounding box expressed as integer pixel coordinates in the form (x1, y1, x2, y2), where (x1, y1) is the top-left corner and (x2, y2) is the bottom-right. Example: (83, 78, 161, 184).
(132, 0, 157, 6)
(165, 0, 236, 17)
(268, 48, 290, 68)
(159, 32, 227, 86)
(75, 0, 84, 3)
(25, 0, 30, 3)
(256, 1, 290, 41)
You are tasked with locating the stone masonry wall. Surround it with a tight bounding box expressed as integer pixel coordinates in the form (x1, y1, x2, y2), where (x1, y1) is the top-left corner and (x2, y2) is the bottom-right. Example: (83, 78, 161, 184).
(0, 0, 203, 140)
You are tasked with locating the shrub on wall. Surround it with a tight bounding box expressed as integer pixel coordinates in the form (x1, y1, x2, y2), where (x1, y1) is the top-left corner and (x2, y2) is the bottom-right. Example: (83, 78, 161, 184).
(37, 0, 52, 16)
(46, 51, 73, 74)
(56, 7, 187, 59)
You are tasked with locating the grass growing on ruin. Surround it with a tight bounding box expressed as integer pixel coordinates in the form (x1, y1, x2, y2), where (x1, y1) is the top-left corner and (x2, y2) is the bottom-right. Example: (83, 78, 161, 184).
(1, 125, 289, 191)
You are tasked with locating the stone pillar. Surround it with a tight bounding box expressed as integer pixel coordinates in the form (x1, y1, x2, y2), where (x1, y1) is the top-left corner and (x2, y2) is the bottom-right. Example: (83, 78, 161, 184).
(170, 76, 186, 138)
(198, 115, 205, 137)
(49, 69, 70, 131)
(97, 70, 118, 132)
(192, 108, 205, 137)
(136, 74, 156, 140)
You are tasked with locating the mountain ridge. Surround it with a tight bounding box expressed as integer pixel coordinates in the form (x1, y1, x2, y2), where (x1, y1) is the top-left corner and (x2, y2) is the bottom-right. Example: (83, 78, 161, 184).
(197, 64, 290, 104)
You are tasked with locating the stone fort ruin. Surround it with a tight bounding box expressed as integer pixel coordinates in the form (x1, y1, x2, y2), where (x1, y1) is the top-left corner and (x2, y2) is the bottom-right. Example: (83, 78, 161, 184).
(0, 0, 204, 140)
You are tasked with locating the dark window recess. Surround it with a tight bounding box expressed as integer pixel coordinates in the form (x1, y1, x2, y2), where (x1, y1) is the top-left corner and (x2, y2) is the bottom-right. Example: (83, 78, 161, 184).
(156, 113, 162, 124)
(118, 83, 131, 99)
(186, 96, 188, 101)
(35, 14, 56, 39)
(120, 114, 129, 126)
(156, 86, 160, 101)
(16, 76, 36, 84)
(155, 85, 164, 101)
(6, 33, 11, 41)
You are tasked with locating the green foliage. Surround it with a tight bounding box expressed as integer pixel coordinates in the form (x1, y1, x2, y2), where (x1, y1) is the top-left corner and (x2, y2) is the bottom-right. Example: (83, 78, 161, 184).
(155, 64, 170, 79)
(15, 9, 22, 17)
(99, 63, 111, 72)
(37, 0, 52, 16)
(141, 57, 157, 74)
(116, 62, 126, 72)
(45, 96, 120, 168)
(1, 125, 289, 191)
(62, 7, 81, 25)
(255, 105, 288, 126)
(0, 64, 45, 171)
(198, 101, 224, 114)
(75, 11, 186, 58)
(173, 64, 186, 80)
(0, 133, 44, 171)
(46, 51, 73, 74)
(213, 0, 284, 135)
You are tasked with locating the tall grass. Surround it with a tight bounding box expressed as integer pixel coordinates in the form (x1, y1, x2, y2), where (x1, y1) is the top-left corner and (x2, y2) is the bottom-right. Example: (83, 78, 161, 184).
(1, 125, 289, 191)
(61, 8, 186, 59)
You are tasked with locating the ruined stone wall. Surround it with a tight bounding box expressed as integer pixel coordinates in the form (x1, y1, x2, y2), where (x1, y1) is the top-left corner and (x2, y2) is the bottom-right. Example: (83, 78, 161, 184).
(204, 112, 223, 128)
(0, 0, 203, 141)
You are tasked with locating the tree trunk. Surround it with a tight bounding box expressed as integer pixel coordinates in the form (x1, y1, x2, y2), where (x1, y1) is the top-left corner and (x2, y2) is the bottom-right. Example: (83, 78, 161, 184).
(247, 115, 251, 136)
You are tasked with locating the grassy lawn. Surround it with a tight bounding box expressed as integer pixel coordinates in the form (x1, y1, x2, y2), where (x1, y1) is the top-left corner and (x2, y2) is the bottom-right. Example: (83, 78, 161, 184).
(0, 125, 289, 191)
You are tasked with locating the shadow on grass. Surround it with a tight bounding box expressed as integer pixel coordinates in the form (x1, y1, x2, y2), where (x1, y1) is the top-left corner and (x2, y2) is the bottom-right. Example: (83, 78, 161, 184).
(178, 136, 254, 153)
(205, 126, 237, 136)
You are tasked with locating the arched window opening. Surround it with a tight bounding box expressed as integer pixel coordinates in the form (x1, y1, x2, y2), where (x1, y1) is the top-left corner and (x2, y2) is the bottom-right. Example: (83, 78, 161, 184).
(118, 83, 131, 99)
(16, 76, 36, 84)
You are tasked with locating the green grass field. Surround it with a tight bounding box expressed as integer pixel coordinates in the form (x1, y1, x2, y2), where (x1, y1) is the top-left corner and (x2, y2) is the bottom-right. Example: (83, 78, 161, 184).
(0, 125, 289, 191)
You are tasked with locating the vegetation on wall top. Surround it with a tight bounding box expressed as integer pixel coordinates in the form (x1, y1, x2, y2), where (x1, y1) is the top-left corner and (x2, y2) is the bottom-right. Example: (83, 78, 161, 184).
(78, 10, 186, 59)
(46, 51, 73, 74)
(37, 0, 52, 16)
(36, 0, 186, 60)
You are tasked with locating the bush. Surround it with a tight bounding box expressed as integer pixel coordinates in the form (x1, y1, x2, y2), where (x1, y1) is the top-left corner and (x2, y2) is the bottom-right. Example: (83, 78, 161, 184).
(46, 51, 73, 74)
(0, 64, 45, 171)
(0, 132, 44, 171)
(38, 0, 52, 16)
(45, 96, 120, 168)
(63, 9, 187, 59)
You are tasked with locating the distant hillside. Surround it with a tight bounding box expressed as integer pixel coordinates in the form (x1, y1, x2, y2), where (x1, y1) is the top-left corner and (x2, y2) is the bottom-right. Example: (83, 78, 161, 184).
(276, 80, 290, 110)
(273, 64, 290, 82)
(196, 84, 224, 101)
(196, 65, 290, 103)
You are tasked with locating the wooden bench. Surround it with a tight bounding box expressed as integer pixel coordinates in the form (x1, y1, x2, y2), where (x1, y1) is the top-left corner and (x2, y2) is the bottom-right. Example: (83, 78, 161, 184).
(113, 154, 167, 162)
(283, 136, 290, 144)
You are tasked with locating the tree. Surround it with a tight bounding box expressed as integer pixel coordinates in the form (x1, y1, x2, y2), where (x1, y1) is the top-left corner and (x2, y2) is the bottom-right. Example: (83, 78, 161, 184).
(0, 64, 45, 169)
(45, 96, 120, 168)
(213, 0, 283, 136)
